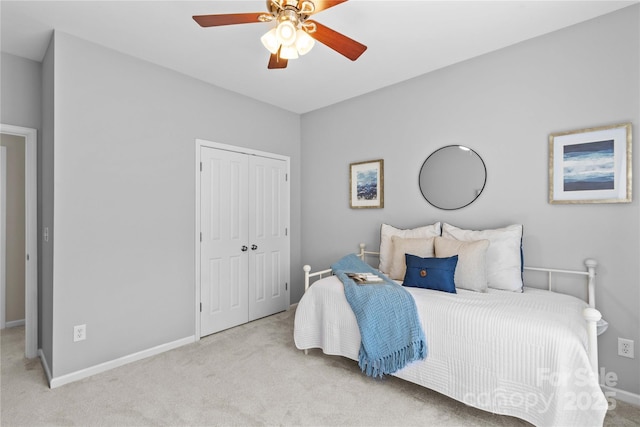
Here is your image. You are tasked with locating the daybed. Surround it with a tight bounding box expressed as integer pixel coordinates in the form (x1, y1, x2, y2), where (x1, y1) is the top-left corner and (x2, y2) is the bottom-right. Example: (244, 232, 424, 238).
(294, 223, 607, 427)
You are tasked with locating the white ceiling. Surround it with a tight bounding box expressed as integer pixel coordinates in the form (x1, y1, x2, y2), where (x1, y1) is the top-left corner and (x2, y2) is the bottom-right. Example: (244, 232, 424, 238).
(1, 1, 636, 113)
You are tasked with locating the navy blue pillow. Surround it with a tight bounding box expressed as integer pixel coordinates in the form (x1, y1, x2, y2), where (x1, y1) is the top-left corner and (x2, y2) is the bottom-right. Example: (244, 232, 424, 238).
(402, 254, 458, 293)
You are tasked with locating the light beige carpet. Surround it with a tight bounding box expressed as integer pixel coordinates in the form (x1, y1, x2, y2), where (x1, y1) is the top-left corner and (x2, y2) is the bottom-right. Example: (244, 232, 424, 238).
(2, 306, 639, 426)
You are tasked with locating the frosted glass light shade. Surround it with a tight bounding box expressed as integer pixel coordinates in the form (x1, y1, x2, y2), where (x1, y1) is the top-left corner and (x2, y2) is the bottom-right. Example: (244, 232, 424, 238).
(261, 28, 279, 54)
(295, 29, 315, 55)
(276, 20, 297, 46)
(280, 44, 299, 59)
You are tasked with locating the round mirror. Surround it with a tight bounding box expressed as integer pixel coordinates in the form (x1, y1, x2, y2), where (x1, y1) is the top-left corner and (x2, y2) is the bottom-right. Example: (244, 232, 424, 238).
(419, 145, 486, 210)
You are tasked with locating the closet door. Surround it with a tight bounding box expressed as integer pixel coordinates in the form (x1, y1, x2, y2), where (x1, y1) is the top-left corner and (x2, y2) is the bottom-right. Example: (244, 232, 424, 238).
(248, 156, 289, 321)
(200, 147, 249, 336)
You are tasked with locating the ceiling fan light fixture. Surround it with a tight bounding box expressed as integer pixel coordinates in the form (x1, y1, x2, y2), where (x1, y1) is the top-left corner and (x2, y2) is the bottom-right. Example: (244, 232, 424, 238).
(280, 44, 299, 60)
(295, 29, 315, 55)
(276, 20, 297, 46)
(261, 28, 280, 54)
(193, 0, 367, 69)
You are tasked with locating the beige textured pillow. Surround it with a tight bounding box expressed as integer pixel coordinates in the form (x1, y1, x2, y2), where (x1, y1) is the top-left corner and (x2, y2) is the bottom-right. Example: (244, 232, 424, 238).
(442, 223, 523, 292)
(435, 236, 490, 292)
(378, 223, 441, 274)
(389, 236, 436, 280)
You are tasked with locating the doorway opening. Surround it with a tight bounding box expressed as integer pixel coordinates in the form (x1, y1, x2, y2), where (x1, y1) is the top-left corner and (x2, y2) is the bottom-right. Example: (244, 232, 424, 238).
(0, 124, 38, 359)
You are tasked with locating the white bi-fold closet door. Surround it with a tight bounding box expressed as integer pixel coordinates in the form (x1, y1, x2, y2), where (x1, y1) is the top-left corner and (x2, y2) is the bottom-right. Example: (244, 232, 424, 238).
(199, 144, 290, 337)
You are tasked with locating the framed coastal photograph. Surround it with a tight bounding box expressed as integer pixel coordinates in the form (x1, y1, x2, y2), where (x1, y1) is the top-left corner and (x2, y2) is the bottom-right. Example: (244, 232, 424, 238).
(549, 123, 632, 204)
(350, 159, 384, 209)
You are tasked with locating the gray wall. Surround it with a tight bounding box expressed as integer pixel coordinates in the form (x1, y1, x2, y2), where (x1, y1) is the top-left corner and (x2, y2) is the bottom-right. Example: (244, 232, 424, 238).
(301, 5, 639, 395)
(46, 32, 301, 378)
(0, 52, 45, 347)
(0, 53, 42, 129)
(41, 37, 54, 368)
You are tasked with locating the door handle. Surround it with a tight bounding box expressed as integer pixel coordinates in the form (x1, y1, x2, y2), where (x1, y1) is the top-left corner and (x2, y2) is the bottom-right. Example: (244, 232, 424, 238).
(251, 244, 258, 250)
(241, 245, 248, 252)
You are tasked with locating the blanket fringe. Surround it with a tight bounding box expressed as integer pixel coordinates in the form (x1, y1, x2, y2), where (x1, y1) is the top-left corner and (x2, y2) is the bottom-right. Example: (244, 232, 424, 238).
(358, 339, 427, 378)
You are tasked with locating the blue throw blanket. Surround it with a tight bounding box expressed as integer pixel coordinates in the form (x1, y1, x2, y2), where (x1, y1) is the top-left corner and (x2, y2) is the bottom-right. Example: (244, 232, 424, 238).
(331, 254, 427, 378)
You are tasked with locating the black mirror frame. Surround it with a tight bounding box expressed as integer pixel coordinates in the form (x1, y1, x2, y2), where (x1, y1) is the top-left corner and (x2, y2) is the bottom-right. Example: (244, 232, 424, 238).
(418, 145, 487, 210)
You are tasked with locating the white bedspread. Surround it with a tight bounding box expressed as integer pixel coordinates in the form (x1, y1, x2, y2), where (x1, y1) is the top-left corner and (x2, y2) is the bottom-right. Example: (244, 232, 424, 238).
(294, 276, 607, 427)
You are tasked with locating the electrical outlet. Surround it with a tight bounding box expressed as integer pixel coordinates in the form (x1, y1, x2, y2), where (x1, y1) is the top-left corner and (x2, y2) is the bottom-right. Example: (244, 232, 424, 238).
(618, 338, 634, 358)
(73, 324, 86, 342)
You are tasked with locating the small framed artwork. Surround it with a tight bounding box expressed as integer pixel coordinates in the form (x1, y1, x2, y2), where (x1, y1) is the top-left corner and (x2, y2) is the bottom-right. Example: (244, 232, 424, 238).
(350, 159, 384, 209)
(549, 123, 632, 204)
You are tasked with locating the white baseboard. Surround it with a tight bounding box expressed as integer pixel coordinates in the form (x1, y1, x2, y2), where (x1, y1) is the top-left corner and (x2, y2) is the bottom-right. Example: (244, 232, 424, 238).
(5, 319, 25, 328)
(48, 335, 196, 389)
(602, 385, 640, 407)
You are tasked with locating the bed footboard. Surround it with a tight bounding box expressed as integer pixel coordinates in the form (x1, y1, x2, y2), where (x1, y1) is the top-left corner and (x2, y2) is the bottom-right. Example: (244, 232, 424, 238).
(524, 259, 603, 378)
(303, 265, 332, 292)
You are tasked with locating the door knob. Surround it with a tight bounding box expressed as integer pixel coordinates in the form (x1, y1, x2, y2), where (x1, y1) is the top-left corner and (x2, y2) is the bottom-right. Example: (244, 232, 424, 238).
(241, 245, 248, 252)
(251, 244, 258, 250)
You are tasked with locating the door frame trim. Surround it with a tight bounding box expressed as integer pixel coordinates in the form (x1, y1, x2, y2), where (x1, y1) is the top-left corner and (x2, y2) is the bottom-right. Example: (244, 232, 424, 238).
(1, 146, 6, 330)
(195, 139, 290, 340)
(0, 125, 38, 358)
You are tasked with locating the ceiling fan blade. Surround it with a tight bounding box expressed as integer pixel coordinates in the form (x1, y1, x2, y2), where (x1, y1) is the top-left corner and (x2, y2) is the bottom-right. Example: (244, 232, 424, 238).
(268, 50, 288, 69)
(304, 20, 367, 61)
(193, 13, 265, 27)
(305, 0, 349, 14)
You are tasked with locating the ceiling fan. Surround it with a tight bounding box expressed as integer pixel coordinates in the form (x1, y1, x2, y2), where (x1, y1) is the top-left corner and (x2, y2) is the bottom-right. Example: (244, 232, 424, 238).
(193, 0, 367, 69)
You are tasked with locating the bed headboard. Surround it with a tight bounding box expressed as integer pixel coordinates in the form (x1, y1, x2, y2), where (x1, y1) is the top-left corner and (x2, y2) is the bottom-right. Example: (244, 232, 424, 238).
(356, 243, 598, 308)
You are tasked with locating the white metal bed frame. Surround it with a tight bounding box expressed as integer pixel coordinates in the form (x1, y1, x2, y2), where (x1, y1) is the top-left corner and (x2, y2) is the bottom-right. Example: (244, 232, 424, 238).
(302, 243, 602, 376)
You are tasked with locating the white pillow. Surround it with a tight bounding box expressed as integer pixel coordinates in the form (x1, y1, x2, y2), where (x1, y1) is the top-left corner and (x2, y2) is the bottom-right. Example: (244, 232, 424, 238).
(379, 223, 441, 274)
(442, 223, 523, 292)
(389, 236, 436, 280)
(434, 237, 489, 292)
